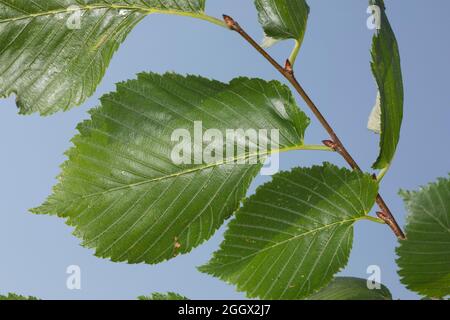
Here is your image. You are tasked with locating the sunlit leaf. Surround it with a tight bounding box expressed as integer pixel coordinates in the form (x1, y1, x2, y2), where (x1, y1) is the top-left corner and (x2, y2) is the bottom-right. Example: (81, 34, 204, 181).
(0, 0, 211, 115)
(32, 72, 310, 265)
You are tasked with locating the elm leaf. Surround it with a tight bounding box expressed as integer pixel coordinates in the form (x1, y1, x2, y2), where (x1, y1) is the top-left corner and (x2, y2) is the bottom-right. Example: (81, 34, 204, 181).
(0, 293, 39, 300)
(200, 163, 379, 299)
(0, 0, 218, 115)
(254, 0, 309, 56)
(32, 72, 310, 265)
(396, 175, 450, 299)
(307, 277, 392, 300)
(369, 0, 404, 169)
(138, 292, 188, 300)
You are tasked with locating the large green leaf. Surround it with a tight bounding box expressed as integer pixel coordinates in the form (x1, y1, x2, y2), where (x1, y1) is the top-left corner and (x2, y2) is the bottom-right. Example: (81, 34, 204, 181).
(396, 175, 450, 298)
(32, 72, 310, 265)
(254, 0, 309, 56)
(0, 0, 216, 115)
(307, 277, 392, 300)
(368, 0, 404, 169)
(200, 163, 379, 299)
(138, 292, 188, 300)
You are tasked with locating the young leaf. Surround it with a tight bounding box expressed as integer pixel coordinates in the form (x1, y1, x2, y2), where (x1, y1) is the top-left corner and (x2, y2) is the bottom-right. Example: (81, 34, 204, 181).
(306, 277, 392, 300)
(369, 0, 404, 169)
(396, 175, 450, 299)
(200, 163, 379, 299)
(254, 0, 309, 54)
(0, 0, 214, 115)
(138, 292, 188, 300)
(0, 293, 39, 300)
(32, 72, 310, 265)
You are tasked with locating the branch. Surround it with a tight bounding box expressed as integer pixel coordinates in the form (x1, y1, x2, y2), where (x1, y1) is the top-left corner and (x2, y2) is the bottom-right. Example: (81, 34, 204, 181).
(223, 15, 405, 240)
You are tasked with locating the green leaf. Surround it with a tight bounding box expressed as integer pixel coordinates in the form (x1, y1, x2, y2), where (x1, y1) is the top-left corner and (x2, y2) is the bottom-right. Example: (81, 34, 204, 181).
(396, 175, 450, 299)
(369, 0, 404, 169)
(0, 293, 39, 300)
(1, 292, 188, 300)
(138, 292, 188, 300)
(32, 72, 310, 265)
(307, 277, 392, 300)
(254, 0, 309, 61)
(200, 163, 379, 299)
(0, 0, 220, 115)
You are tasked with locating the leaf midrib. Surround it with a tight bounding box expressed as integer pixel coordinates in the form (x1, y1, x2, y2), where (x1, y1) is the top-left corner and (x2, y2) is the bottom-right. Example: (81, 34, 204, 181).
(210, 217, 363, 269)
(51, 143, 315, 204)
(0, 4, 205, 24)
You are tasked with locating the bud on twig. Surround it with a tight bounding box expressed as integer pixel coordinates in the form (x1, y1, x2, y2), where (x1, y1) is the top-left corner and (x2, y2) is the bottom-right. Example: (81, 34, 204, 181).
(322, 140, 338, 150)
(377, 211, 406, 240)
(284, 59, 294, 76)
(223, 15, 240, 31)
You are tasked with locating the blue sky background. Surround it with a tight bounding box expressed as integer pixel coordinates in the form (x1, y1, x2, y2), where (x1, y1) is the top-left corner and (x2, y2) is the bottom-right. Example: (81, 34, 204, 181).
(0, 0, 449, 300)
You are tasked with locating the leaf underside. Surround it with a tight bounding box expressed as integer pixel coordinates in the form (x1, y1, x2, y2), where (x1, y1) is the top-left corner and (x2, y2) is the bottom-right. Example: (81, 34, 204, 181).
(32, 72, 310, 265)
(396, 175, 450, 298)
(367, 91, 381, 134)
(369, 0, 404, 169)
(254, 0, 309, 46)
(307, 277, 392, 300)
(200, 163, 379, 299)
(0, 0, 206, 115)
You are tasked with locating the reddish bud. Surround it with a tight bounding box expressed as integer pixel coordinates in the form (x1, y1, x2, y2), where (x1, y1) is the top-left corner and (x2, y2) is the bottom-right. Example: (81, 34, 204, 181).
(322, 140, 337, 150)
(285, 59, 294, 75)
(223, 15, 239, 30)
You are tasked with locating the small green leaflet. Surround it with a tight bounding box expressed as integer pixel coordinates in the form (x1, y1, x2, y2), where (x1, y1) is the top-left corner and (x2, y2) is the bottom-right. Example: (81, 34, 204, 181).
(307, 277, 392, 300)
(254, 0, 309, 57)
(200, 163, 379, 299)
(0, 0, 210, 115)
(138, 292, 188, 300)
(32, 72, 310, 265)
(368, 0, 404, 169)
(396, 175, 450, 299)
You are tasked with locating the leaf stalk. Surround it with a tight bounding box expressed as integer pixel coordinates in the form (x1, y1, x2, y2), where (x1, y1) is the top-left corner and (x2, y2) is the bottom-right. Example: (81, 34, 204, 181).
(222, 14, 405, 240)
(289, 40, 302, 65)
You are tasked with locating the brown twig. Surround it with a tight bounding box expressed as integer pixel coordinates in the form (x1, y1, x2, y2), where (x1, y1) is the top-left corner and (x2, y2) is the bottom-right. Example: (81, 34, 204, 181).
(223, 15, 405, 240)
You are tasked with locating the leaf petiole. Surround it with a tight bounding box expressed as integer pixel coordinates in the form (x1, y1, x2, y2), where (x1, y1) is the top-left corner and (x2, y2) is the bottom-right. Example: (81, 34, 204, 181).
(376, 165, 390, 182)
(360, 215, 386, 225)
(289, 40, 302, 65)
